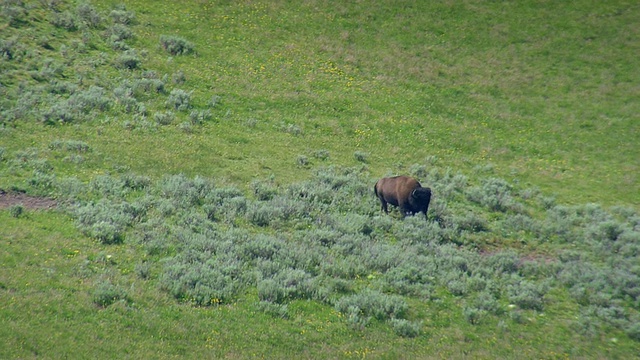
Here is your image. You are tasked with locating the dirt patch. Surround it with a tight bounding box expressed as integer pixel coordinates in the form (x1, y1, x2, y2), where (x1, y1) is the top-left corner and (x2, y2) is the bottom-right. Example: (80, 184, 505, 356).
(0, 190, 57, 210)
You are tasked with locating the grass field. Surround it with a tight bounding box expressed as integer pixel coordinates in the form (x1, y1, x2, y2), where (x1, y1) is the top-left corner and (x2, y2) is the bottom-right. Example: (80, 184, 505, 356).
(1, 0, 639, 358)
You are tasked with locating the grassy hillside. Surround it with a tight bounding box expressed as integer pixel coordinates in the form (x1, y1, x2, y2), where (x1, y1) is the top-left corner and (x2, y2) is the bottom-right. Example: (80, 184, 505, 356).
(1, 0, 639, 358)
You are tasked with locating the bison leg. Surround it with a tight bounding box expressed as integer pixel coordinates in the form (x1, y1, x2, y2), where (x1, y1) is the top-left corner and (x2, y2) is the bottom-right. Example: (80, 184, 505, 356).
(398, 202, 411, 218)
(379, 199, 389, 213)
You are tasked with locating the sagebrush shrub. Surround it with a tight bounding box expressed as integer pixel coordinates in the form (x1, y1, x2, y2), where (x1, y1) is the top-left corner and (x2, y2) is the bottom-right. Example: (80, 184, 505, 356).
(93, 280, 128, 307)
(296, 155, 309, 167)
(467, 178, 515, 212)
(106, 23, 133, 49)
(90, 175, 129, 198)
(257, 301, 289, 319)
(89, 221, 123, 244)
(335, 290, 408, 321)
(626, 322, 640, 342)
(9, 204, 24, 218)
(153, 111, 175, 125)
(109, 7, 135, 25)
(257, 268, 313, 303)
(160, 35, 194, 55)
(158, 174, 214, 207)
(277, 122, 302, 136)
(161, 256, 244, 305)
(502, 214, 539, 236)
(345, 305, 370, 330)
(473, 291, 503, 315)
(251, 177, 278, 201)
(178, 121, 193, 133)
(312, 149, 330, 160)
(246, 203, 277, 227)
(0, 38, 21, 60)
(74, 199, 139, 244)
(508, 280, 547, 311)
(135, 262, 151, 279)
(381, 263, 435, 297)
(354, 151, 368, 163)
(463, 306, 485, 325)
(172, 70, 186, 84)
(51, 10, 78, 30)
(76, 3, 102, 28)
(49, 139, 91, 152)
(452, 211, 488, 233)
(486, 251, 520, 275)
(43, 102, 76, 124)
(166, 89, 192, 111)
(390, 318, 423, 337)
(126, 78, 166, 96)
(2, 1, 28, 27)
(117, 50, 141, 69)
(189, 109, 211, 125)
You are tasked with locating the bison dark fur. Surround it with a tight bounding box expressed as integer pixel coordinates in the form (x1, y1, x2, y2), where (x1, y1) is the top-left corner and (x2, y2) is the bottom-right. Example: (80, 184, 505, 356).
(374, 176, 431, 220)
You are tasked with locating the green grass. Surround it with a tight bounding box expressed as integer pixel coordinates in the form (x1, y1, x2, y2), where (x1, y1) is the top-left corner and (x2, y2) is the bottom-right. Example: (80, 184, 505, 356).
(1, 0, 639, 358)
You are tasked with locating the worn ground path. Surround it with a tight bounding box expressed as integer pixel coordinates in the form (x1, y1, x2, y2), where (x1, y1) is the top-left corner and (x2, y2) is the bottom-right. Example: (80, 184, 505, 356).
(0, 189, 57, 210)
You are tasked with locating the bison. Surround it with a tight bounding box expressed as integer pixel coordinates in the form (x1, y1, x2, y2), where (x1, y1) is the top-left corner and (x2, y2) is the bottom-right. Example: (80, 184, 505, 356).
(374, 176, 431, 220)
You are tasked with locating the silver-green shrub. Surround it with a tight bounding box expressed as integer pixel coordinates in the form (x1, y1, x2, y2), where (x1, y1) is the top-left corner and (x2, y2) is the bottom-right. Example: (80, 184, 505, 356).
(166, 89, 192, 111)
(160, 35, 194, 56)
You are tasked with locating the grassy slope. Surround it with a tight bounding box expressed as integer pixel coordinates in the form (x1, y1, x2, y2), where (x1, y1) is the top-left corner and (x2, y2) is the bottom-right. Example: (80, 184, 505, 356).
(1, 0, 639, 358)
(2, 0, 638, 204)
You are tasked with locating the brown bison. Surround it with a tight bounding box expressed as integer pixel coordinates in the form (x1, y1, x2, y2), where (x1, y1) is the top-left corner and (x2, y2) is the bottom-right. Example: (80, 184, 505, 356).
(374, 176, 431, 220)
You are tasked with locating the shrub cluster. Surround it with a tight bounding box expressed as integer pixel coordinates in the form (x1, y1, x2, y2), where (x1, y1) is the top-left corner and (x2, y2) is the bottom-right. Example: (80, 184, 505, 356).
(30, 162, 637, 339)
(92, 279, 129, 308)
(160, 35, 194, 56)
(1, 2, 212, 132)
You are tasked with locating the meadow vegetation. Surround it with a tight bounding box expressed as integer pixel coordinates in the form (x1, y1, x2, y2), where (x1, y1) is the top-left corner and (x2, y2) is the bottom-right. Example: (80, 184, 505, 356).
(1, 0, 639, 358)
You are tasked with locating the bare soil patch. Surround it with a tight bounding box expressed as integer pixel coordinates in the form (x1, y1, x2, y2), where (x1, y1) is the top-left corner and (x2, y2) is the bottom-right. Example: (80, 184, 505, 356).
(0, 190, 57, 210)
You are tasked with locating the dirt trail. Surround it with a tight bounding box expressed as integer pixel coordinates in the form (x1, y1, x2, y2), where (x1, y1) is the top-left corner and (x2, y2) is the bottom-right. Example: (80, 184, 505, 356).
(0, 190, 57, 210)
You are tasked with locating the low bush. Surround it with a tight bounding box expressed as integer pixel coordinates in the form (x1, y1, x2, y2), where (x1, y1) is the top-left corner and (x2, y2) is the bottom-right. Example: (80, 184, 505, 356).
(161, 254, 244, 306)
(257, 268, 313, 303)
(106, 23, 133, 49)
(109, 6, 135, 25)
(257, 301, 289, 319)
(335, 290, 408, 321)
(312, 149, 330, 160)
(626, 323, 640, 342)
(74, 199, 140, 244)
(117, 50, 141, 69)
(0, 38, 23, 60)
(354, 151, 368, 163)
(508, 280, 548, 311)
(166, 89, 192, 111)
(92, 279, 128, 308)
(467, 178, 516, 212)
(9, 204, 24, 218)
(50, 10, 78, 31)
(153, 111, 175, 125)
(296, 155, 309, 167)
(134, 262, 151, 280)
(76, 2, 102, 28)
(160, 35, 194, 55)
(49, 139, 91, 152)
(189, 109, 211, 125)
(463, 306, 485, 325)
(390, 318, 423, 337)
